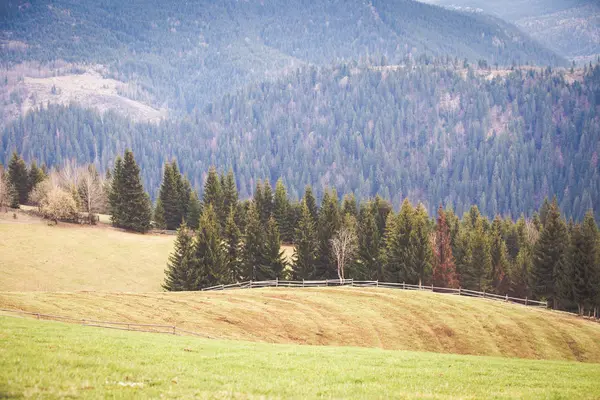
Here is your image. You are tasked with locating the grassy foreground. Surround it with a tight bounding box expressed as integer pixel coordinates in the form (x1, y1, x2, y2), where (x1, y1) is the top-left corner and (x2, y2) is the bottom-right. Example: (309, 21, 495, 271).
(1, 316, 599, 399)
(3, 288, 600, 362)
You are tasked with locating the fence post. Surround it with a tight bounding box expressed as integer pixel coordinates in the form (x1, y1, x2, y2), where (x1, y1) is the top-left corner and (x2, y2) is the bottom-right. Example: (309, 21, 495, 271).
(483, 290, 486, 298)
(402, 282, 405, 290)
(459, 287, 461, 296)
(431, 283, 434, 292)
(276, 278, 279, 288)
(376, 280, 379, 287)
(36, 313, 40, 320)
(302, 279, 305, 288)
(525, 296, 528, 306)
(326, 280, 328, 286)
(250, 280, 253, 289)
(172, 326, 176, 335)
(505, 294, 508, 302)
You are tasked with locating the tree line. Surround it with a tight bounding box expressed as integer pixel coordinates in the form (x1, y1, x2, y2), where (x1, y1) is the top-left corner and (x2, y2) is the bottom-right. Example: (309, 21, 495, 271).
(4, 151, 599, 317)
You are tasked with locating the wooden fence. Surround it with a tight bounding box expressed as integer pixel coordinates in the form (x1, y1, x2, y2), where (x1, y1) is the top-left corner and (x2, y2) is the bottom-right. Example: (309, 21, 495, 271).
(201, 278, 549, 308)
(0, 308, 211, 338)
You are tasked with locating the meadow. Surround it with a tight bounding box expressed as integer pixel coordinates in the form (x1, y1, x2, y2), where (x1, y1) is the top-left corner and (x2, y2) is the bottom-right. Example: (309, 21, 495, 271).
(2, 315, 600, 399)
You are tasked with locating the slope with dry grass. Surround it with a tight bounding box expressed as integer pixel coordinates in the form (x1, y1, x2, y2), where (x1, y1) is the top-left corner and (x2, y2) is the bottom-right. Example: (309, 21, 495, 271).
(2, 288, 600, 362)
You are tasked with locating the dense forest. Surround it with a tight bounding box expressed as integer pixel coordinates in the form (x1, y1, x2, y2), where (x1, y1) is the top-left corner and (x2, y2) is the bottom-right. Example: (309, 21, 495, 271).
(1, 0, 565, 112)
(4, 153, 598, 316)
(3, 60, 599, 220)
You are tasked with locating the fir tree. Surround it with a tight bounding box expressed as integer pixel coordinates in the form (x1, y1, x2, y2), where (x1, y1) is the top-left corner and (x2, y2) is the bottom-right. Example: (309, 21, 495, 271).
(490, 216, 510, 293)
(113, 150, 152, 233)
(108, 156, 124, 227)
(7, 152, 28, 207)
(153, 198, 166, 229)
(193, 205, 225, 288)
(264, 216, 287, 279)
(27, 160, 46, 193)
(163, 222, 195, 291)
(222, 169, 239, 216)
(224, 208, 243, 283)
(532, 199, 569, 308)
(302, 185, 318, 225)
(158, 163, 181, 230)
(350, 203, 382, 280)
(571, 211, 599, 315)
(186, 191, 202, 230)
(314, 189, 340, 279)
(257, 179, 274, 225)
(383, 199, 415, 283)
(465, 218, 492, 291)
(411, 203, 433, 287)
(432, 207, 459, 288)
(242, 202, 268, 280)
(273, 179, 293, 242)
(292, 201, 318, 280)
(341, 193, 358, 218)
(203, 167, 223, 225)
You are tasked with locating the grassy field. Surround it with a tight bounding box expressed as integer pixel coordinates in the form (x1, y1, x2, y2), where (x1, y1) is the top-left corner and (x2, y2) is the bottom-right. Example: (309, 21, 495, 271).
(1, 316, 599, 399)
(0, 212, 295, 292)
(2, 288, 600, 362)
(0, 213, 174, 292)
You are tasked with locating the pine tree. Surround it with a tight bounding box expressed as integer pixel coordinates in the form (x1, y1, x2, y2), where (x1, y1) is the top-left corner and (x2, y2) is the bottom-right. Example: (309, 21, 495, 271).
(224, 208, 243, 283)
(350, 203, 382, 280)
(265, 217, 286, 279)
(27, 160, 46, 194)
(242, 202, 268, 280)
(256, 179, 274, 225)
(314, 189, 341, 279)
(464, 218, 492, 291)
(203, 167, 223, 225)
(532, 199, 569, 308)
(341, 193, 358, 219)
(490, 216, 510, 293)
(383, 199, 415, 283)
(193, 205, 225, 288)
(432, 207, 459, 288)
(153, 198, 166, 229)
(292, 201, 318, 280)
(411, 203, 433, 287)
(273, 179, 293, 242)
(113, 150, 152, 233)
(158, 163, 181, 230)
(571, 211, 599, 315)
(7, 152, 28, 207)
(222, 169, 239, 216)
(109, 156, 124, 227)
(186, 191, 202, 230)
(302, 185, 318, 225)
(163, 222, 195, 291)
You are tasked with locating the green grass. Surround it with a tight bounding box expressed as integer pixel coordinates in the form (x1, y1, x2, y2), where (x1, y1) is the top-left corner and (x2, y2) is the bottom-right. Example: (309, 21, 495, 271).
(1, 316, 599, 399)
(2, 288, 600, 362)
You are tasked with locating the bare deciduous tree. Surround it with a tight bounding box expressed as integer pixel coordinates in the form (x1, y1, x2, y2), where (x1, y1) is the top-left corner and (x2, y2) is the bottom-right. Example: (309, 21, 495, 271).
(77, 165, 106, 222)
(330, 220, 357, 282)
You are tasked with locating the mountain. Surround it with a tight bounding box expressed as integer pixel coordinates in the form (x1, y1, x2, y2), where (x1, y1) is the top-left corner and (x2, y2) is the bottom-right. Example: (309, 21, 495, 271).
(419, 0, 600, 64)
(1, 0, 565, 116)
(3, 61, 599, 220)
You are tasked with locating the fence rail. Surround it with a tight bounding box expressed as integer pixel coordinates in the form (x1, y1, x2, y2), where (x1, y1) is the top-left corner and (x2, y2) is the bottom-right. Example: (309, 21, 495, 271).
(202, 278, 549, 308)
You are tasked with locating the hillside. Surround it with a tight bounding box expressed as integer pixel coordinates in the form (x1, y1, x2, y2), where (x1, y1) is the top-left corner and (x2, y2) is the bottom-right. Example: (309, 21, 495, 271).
(0, 0, 565, 115)
(4, 63, 599, 220)
(3, 317, 600, 399)
(421, 0, 600, 63)
(2, 288, 600, 362)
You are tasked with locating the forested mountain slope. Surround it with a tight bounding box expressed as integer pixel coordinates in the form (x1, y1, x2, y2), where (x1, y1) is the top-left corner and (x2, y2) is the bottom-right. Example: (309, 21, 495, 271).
(3, 61, 599, 220)
(1, 0, 565, 113)
(420, 0, 600, 63)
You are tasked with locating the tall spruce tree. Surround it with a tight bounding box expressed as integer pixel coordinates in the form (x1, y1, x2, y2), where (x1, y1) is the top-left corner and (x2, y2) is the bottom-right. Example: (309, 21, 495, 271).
(383, 199, 415, 283)
(153, 198, 166, 229)
(464, 218, 492, 291)
(490, 216, 510, 293)
(274, 179, 293, 242)
(341, 193, 358, 219)
(571, 211, 599, 315)
(203, 167, 223, 225)
(292, 201, 318, 280)
(302, 185, 318, 225)
(193, 205, 225, 288)
(314, 189, 341, 279)
(350, 202, 382, 280)
(7, 152, 28, 207)
(186, 191, 202, 230)
(411, 203, 433, 287)
(157, 163, 181, 230)
(111, 150, 152, 233)
(222, 170, 239, 216)
(265, 216, 287, 279)
(242, 202, 268, 280)
(163, 222, 195, 291)
(27, 160, 46, 193)
(224, 208, 243, 283)
(532, 199, 570, 308)
(108, 156, 124, 227)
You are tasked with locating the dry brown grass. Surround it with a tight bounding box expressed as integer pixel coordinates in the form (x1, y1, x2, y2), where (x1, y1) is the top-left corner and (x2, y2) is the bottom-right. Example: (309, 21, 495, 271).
(2, 288, 600, 362)
(0, 212, 174, 292)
